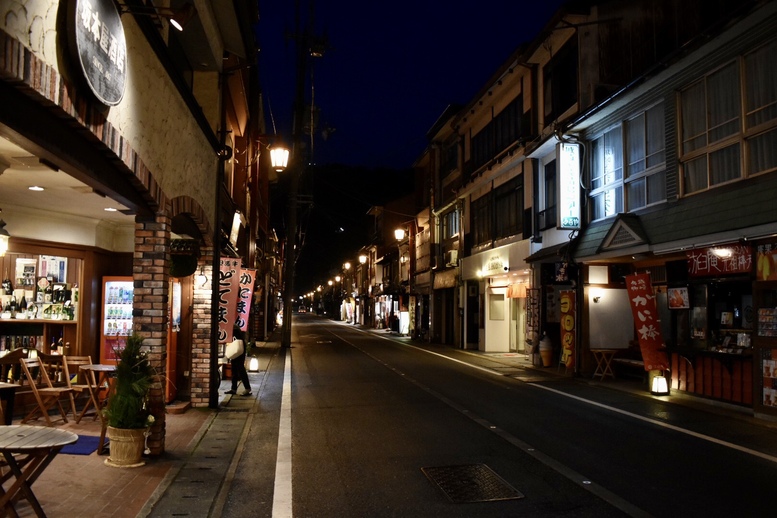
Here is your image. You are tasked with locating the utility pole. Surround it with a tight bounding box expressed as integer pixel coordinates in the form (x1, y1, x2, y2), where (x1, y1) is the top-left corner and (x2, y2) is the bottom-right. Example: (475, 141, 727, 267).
(281, 0, 313, 348)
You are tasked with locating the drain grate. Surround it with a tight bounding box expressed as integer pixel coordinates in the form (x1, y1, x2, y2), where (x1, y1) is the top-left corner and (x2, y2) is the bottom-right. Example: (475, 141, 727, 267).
(421, 464, 524, 503)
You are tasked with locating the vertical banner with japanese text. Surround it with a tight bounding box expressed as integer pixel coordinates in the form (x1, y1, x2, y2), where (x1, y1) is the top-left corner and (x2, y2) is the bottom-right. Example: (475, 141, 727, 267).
(236, 268, 257, 333)
(559, 290, 576, 368)
(625, 273, 669, 371)
(219, 257, 240, 343)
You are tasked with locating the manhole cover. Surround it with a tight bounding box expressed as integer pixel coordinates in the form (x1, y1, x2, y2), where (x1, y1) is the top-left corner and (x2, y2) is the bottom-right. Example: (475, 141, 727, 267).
(421, 464, 524, 503)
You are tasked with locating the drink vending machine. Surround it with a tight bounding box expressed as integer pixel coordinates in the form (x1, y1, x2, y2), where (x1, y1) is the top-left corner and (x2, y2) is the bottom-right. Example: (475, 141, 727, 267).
(100, 276, 134, 363)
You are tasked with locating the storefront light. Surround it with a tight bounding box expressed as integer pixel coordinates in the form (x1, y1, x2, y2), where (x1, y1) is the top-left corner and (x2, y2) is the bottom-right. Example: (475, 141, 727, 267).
(248, 356, 260, 372)
(651, 374, 670, 395)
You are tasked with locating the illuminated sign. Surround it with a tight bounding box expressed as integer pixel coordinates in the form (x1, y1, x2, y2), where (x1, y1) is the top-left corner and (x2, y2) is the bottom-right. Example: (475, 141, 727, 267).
(482, 255, 509, 276)
(67, 0, 127, 106)
(558, 142, 581, 230)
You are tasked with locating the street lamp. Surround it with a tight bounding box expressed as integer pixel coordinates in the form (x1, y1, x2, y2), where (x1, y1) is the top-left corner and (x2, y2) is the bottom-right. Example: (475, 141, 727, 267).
(270, 144, 289, 172)
(394, 228, 405, 241)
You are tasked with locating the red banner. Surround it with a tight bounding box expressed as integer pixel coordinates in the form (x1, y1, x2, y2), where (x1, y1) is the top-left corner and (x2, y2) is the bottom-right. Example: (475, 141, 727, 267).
(218, 257, 240, 343)
(235, 268, 257, 333)
(560, 290, 575, 369)
(625, 273, 669, 371)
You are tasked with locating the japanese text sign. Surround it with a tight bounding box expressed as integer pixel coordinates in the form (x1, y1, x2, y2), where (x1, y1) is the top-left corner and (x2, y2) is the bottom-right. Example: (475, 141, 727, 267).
(218, 257, 240, 344)
(625, 273, 669, 371)
(687, 246, 752, 278)
(235, 268, 257, 333)
(559, 290, 575, 369)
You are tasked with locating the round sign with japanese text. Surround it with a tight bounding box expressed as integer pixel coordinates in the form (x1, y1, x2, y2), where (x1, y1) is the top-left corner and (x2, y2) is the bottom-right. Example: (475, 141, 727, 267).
(67, 0, 127, 106)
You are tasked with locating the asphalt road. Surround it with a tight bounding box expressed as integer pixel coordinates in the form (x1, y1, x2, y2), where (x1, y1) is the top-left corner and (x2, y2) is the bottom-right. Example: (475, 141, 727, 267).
(221, 315, 777, 517)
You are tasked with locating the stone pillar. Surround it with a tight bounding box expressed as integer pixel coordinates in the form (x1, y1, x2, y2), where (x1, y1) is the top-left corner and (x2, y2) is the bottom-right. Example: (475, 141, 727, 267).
(134, 212, 170, 456)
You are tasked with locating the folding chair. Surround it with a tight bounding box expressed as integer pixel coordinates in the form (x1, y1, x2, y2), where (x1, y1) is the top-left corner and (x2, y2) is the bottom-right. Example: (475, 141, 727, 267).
(19, 357, 73, 426)
(62, 355, 95, 423)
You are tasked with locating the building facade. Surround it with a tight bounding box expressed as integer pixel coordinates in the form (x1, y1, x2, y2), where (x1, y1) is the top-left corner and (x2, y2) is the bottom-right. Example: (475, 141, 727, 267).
(0, 0, 273, 450)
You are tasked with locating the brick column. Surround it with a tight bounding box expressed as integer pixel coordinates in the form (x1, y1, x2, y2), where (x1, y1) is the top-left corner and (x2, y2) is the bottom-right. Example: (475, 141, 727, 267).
(134, 213, 171, 456)
(190, 246, 214, 407)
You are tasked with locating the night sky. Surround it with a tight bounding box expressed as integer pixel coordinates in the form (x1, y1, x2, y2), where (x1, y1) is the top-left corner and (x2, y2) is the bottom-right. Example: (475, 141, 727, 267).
(258, 0, 568, 293)
(258, 0, 568, 169)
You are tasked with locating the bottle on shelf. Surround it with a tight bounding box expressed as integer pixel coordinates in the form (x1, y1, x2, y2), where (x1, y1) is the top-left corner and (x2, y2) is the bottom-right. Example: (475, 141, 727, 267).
(1, 270, 11, 295)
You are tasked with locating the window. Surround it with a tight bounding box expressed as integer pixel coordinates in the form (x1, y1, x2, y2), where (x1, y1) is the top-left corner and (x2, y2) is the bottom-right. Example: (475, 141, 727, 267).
(441, 138, 458, 175)
(590, 127, 623, 220)
(441, 210, 459, 240)
(472, 175, 524, 247)
(470, 95, 528, 171)
(471, 194, 492, 246)
(544, 39, 578, 126)
(494, 176, 523, 239)
(745, 38, 777, 174)
(679, 38, 777, 194)
(537, 159, 557, 230)
(625, 103, 666, 210)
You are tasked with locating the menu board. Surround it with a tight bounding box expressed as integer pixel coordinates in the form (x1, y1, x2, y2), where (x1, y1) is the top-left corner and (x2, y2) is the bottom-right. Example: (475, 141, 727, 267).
(761, 348, 777, 407)
(758, 308, 777, 337)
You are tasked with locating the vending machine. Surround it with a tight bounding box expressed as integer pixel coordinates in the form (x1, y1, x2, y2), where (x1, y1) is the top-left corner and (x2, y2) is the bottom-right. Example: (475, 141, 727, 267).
(100, 276, 134, 364)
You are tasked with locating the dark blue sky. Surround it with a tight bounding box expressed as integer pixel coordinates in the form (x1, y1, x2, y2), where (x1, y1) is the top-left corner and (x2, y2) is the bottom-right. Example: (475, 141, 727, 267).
(258, 1, 567, 170)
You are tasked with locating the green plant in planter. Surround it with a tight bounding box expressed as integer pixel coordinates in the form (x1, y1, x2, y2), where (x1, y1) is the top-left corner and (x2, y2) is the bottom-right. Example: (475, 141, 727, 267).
(105, 333, 156, 429)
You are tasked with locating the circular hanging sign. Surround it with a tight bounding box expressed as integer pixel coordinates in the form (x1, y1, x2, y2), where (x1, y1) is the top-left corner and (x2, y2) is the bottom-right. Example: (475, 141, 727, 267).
(67, 0, 127, 106)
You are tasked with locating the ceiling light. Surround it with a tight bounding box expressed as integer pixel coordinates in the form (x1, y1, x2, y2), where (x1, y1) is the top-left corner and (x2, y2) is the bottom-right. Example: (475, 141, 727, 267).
(104, 207, 118, 212)
(28, 186, 44, 191)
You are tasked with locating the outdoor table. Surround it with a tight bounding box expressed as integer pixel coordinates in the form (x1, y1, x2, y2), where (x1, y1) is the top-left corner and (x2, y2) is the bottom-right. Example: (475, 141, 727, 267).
(0, 425, 78, 517)
(0, 382, 19, 426)
(591, 349, 618, 380)
(78, 364, 117, 454)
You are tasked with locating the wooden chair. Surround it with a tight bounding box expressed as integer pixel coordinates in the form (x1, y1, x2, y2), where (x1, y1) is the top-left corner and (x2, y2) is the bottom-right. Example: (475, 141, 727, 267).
(0, 349, 28, 385)
(19, 357, 73, 426)
(62, 355, 95, 423)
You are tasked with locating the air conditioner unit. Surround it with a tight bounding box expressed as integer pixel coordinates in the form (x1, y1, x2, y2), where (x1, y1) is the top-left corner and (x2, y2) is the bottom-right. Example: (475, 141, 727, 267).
(445, 250, 458, 267)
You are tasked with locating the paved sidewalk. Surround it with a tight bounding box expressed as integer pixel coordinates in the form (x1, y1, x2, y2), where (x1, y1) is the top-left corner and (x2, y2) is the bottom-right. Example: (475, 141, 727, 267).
(6, 340, 277, 518)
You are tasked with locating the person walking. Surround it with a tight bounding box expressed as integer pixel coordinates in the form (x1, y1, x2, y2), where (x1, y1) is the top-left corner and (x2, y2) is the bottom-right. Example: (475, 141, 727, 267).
(225, 325, 252, 396)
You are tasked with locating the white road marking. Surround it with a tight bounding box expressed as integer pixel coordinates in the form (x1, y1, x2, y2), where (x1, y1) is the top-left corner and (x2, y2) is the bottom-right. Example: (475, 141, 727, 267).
(272, 351, 293, 518)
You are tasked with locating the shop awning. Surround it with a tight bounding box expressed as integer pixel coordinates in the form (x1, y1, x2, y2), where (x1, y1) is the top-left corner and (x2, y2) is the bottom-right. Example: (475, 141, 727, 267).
(525, 242, 568, 263)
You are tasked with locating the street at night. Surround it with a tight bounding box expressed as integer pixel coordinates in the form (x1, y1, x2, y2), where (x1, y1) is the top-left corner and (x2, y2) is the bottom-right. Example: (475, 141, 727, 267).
(211, 314, 777, 517)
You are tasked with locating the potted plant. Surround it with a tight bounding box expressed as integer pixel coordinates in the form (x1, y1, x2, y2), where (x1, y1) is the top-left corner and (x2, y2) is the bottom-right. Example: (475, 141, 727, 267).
(104, 333, 155, 467)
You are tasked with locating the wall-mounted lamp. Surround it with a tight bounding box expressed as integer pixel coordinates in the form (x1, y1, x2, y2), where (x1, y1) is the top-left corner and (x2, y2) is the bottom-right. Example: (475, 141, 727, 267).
(117, 1, 196, 32)
(359, 254, 367, 264)
(394, 228, 406, 241)
(344, 262, 351, 271)
(591, 288, 604, 303)
(0, 211, 9, 257)
(270, 144, 289, 172)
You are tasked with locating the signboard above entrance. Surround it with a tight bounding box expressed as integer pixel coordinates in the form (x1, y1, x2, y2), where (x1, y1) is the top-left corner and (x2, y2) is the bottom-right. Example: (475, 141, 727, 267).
(686, 245, 752, 277)
(67, 0, 127, 106)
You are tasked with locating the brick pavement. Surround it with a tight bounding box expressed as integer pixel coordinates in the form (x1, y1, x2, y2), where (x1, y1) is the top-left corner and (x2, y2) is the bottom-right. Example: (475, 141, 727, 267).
(8, 399, 215, 518)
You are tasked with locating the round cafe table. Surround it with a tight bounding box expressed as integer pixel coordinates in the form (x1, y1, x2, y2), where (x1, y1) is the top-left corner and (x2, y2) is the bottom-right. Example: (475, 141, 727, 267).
(0, 425, 78, 517)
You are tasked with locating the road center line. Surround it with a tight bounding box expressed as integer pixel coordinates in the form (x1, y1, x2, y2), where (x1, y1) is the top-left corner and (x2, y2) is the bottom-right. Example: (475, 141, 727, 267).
(272, 350, 293, 518)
